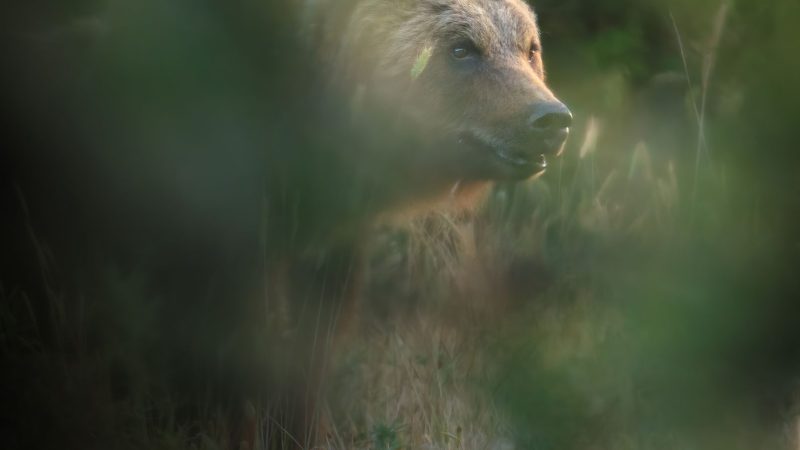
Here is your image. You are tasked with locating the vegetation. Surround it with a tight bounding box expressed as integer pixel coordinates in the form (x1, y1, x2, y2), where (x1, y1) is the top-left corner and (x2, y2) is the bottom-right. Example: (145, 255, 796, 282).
(2, 0, 799, 449)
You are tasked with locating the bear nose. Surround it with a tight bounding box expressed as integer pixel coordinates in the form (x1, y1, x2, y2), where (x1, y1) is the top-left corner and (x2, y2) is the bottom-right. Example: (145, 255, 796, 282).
(529, 101, 573, 132)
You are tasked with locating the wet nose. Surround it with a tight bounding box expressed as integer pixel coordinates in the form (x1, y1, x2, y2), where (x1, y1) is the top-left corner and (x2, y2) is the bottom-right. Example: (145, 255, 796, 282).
(529, 101, 573, 132)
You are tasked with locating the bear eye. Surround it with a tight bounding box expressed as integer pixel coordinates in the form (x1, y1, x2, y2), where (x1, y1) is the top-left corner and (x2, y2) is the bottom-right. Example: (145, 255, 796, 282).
(452, 47, 470, 59)
(528, 42, 541, 62)
(450, 41, 478, 60)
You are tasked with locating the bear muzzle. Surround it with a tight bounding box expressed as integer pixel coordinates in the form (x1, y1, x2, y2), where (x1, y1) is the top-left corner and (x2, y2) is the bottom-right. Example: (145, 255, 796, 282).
(527, 100, 572, 158)
(459, 100, 572, 180)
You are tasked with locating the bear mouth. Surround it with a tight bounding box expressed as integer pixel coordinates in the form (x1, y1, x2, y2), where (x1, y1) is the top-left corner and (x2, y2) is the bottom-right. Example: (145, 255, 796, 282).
(458, 132, 548, 179)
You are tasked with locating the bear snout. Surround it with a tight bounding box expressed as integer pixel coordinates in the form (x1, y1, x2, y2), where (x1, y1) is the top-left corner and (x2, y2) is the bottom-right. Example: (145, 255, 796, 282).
(527, 101, 572, 156)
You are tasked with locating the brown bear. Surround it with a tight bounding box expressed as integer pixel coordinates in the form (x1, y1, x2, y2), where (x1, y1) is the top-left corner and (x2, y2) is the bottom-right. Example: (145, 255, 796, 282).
(265, 0, 573, 284)
(258, 0, 572, 446)
(293, 0, 572, 226)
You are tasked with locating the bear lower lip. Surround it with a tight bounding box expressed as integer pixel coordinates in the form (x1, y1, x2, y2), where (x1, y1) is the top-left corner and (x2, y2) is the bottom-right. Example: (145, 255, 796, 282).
(495, 149, 528, 166)
(458, 133, 547, 175)
(495, 149, 547, 171)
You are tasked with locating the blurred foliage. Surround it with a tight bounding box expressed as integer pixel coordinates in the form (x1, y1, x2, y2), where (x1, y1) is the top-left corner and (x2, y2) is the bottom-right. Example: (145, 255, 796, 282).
(1, 0, 800, 449)
(480, 0, 800, 448)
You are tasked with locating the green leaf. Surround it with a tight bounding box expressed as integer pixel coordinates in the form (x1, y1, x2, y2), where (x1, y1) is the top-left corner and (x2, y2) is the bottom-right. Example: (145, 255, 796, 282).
(411, 46, 433, 80)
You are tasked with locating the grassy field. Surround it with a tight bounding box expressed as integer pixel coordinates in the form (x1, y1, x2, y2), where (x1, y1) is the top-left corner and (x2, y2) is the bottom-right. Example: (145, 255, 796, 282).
(3, 119, 794, 450)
